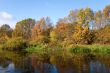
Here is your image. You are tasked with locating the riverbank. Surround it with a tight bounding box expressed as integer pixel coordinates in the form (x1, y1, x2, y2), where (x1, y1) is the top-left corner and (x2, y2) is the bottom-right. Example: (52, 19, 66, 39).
(25, 44, 110, 55)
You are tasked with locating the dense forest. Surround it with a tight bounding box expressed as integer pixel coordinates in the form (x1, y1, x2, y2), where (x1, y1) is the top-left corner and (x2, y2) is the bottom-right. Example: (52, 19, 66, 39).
(0, 5, 110, 52)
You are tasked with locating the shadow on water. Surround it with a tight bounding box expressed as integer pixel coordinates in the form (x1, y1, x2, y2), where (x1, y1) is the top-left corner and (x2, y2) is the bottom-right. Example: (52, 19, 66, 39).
(0, 51, 110, 73)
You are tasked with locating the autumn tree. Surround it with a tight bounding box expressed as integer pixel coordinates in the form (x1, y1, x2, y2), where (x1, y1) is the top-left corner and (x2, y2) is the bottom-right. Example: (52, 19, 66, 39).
(32, 17, 52, 43)
(96, 24, 110, 44)
(72, 23, 95, 44)
(13, 18, 35, 40)
(72, 23, 83, 44)
(82, 27, 96, 44)
(54, 20, 75, 47)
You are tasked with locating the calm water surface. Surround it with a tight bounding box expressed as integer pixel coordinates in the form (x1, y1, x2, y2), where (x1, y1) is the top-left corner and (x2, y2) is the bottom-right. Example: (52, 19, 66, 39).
(0, 51, 110, 73)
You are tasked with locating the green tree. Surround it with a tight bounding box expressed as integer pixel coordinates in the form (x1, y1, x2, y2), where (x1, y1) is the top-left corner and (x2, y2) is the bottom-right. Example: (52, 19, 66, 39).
(3, 37, 27, 51)
(13, 18, 35, 40)
(0, 24, 13, 37)
(0, 24, 13, 44)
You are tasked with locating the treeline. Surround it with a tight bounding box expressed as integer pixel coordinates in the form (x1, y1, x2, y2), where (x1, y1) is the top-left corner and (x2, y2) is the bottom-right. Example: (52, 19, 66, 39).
(0, 5, 110, 51)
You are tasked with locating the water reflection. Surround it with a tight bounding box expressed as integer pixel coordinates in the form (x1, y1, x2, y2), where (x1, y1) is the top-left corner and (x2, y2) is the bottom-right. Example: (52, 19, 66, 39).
(22, 57, 58, 73)
(0, 52, 110, 73)
(6, 59, 15, 73)
(90, 61, 110, 73)
(35, 63, 58, 73)
(0, 59, 15, 73)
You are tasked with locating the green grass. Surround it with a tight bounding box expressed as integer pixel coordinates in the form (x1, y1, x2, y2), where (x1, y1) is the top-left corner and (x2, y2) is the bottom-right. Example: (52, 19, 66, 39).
(70, 44, 110, 55)
(25, 44, 110, 55)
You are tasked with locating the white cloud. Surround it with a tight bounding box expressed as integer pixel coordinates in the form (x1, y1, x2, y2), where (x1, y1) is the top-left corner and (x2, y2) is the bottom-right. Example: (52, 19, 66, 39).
(0, 12, 13, 20)
(0, 11, 16, 28)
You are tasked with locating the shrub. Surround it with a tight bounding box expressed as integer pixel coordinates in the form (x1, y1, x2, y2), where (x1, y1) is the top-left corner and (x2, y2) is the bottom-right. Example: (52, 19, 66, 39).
(3, 37, 27, 51)
(25, 43, 51, 54)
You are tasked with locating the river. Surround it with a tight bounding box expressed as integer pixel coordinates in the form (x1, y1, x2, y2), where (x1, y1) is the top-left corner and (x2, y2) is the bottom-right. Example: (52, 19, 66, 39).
(0, 51, 110, 73)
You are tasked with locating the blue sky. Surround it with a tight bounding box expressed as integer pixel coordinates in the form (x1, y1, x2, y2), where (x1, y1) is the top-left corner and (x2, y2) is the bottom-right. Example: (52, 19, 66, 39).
(0, 0, 110, 28)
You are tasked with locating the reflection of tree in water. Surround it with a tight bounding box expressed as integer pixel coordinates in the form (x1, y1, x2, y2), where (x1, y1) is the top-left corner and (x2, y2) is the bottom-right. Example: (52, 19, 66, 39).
(0, 52, 25, 73)
(0, 52, 110, 73)
(0, 52, 24, 68)
(22, 57, 35, 73)
(50, 55, 78, 73)
(97, 55, 110, 68)
(90, 61, 110, 73)
(48, 54, 110, 73)
(24, 55, 58, 73)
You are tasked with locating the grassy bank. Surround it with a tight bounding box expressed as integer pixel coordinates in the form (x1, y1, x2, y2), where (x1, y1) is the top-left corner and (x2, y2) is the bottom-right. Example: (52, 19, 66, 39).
(25, 44, 110, 55)
(70, 44, 110, 55)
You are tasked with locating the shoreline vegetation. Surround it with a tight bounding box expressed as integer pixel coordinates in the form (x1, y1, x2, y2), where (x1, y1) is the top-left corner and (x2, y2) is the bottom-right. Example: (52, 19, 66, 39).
(1, 43, 110, 55)
(25, 44, 110, 55)
(0, 5, 110, 56)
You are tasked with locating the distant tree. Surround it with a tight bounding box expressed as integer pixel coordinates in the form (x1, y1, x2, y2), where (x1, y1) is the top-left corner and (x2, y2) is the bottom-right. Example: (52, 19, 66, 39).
(12, 18, 35, 40)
